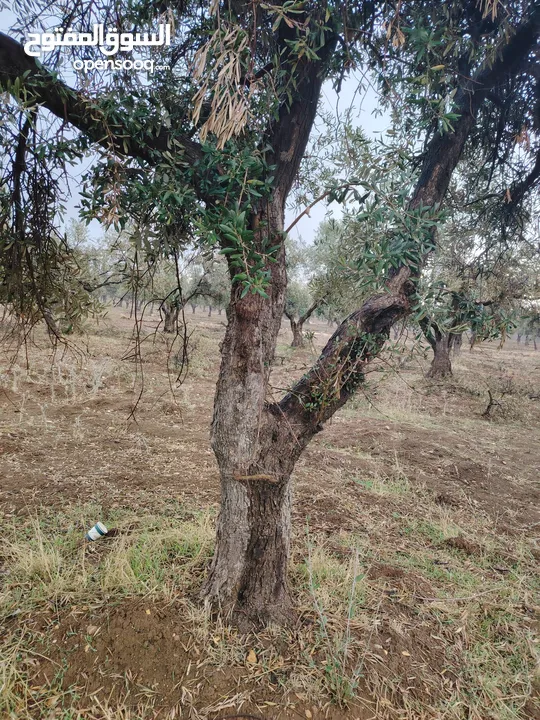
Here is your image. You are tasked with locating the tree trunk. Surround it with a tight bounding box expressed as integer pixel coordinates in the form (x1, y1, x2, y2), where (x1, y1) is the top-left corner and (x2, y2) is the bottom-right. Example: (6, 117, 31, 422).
(421, 321, 453, 378)
(162, 303, 179, 333)
(208, 305, 212, 317)
(290, 318, 304, 347)
(201, 0, 539, 630)
(202, 199, 295, 627)
(428, 334, 453, 378)
(191, 303, 196, 314)
(287, 300, 321, 348)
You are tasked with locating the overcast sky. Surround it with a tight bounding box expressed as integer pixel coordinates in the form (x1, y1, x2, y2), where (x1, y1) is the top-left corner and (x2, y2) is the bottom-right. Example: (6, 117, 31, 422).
(0, 7, 390, 242)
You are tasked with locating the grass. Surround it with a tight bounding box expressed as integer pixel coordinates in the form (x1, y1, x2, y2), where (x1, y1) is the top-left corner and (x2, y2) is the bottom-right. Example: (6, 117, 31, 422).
(0, 498, 537, 719)
(0, 311, 539, 719)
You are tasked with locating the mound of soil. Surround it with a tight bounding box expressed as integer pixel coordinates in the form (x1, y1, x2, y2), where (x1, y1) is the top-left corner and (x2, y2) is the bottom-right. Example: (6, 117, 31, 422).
(30, 599, 369, 719)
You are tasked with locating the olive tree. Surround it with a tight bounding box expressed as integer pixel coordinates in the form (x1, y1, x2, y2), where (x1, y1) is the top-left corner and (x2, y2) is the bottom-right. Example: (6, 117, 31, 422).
(1, 0, 539, 626)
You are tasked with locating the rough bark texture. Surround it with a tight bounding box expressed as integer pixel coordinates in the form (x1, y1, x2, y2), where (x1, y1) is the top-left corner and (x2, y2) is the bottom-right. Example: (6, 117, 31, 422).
(203, 9, 540, 623)
(428, 335, 453, 378)
(420, 320, 455, 378)
(201, 27, 338, 625)
(202, 198, 294, 626)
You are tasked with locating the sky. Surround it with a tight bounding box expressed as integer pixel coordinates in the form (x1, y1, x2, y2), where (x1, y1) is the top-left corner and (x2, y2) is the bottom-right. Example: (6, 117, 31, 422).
(0, 5, 391, 243)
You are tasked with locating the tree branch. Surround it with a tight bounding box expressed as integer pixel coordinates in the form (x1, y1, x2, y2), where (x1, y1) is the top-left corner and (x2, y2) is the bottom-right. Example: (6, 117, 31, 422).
(272, 269, 410, 444)
(272, 6, 540, 445)
(285, 186, 368, 235)
(283, 307, 294, 321)
(299, 297, 324, 325)
(0, 32, 204, 169)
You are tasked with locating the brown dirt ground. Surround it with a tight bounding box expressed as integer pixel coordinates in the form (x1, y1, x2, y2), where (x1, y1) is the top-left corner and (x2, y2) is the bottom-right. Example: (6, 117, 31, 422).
(23, 598, 372, 720)
(1, 307, 539, 719)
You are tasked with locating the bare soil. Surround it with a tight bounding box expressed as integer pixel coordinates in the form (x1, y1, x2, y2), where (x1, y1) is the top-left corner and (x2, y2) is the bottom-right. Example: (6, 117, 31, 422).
(1, 307, 539, 719)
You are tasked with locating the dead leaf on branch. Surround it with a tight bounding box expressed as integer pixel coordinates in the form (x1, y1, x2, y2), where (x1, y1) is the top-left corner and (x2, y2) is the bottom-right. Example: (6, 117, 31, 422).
(191, 26, 260, 148)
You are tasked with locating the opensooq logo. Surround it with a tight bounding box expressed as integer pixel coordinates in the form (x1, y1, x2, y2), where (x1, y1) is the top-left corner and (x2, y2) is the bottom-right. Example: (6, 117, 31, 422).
(23, 24, 172, 73)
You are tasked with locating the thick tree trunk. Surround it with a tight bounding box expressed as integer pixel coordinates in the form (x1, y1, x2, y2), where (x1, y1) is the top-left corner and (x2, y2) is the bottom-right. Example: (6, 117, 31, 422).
(201, 32, 339, 627)
(201, 0, 540, 630)
(202, 199, 295, 626)
(420, 320, 453, 378)
(428, 335, 453, 378)
(191, 303, 196, 314)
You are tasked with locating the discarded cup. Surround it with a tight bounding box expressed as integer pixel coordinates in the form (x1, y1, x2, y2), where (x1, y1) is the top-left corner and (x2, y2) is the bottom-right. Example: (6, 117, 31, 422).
(85, 522, 108, 541)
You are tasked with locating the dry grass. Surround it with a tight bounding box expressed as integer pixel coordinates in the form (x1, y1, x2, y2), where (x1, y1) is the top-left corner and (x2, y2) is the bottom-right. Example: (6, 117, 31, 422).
(0, 493, 538, 719)
(0, 309, 539, 719)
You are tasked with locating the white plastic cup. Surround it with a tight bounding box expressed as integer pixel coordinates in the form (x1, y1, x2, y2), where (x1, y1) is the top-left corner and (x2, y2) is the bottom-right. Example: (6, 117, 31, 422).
(85, 522, 108, 541)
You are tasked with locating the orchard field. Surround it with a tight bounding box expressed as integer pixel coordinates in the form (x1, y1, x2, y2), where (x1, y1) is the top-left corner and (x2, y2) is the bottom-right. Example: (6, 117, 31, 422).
(1, 308, 539, 720)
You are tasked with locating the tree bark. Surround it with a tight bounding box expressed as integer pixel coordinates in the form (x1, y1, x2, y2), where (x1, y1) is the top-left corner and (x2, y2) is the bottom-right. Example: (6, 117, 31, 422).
(429, 335, 453, 378)
(162, 302, 179, 334)
(202, 198, 295, 626)
(290, 320, 304, 347)
(421, 321, 454, 378)
(202, 10, 540, 623)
